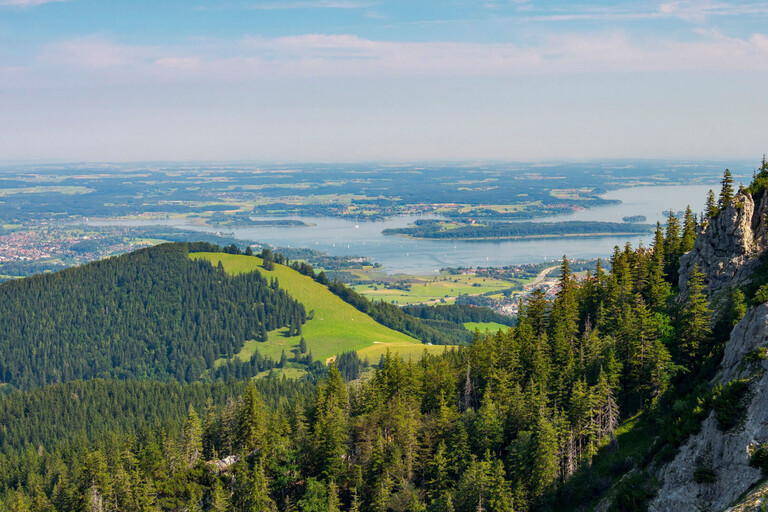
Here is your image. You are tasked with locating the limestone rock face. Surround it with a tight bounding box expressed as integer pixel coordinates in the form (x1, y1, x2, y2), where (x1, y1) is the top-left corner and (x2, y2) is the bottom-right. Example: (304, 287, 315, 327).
(678, 192, 764, 298)
(649, 304, 768, 512)
(640, 189, 768, 511)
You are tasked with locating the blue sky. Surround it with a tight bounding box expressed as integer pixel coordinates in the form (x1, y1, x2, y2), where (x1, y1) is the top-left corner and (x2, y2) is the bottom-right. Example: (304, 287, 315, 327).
(1, 0, 767, 162)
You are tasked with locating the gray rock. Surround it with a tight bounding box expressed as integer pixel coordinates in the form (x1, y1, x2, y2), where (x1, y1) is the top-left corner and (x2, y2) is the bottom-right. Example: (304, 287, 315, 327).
(679, 191, 763, 299)
(649, 304, 768, 512)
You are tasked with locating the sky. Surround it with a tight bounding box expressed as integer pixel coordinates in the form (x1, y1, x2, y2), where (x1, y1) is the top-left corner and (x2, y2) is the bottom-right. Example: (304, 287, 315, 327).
(1, 0, 767, 162)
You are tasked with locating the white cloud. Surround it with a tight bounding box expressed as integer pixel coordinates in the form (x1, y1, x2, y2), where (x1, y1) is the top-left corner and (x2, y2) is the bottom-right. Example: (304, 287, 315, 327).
(20, 28, 768, 88)
(40, 36, 159, 67)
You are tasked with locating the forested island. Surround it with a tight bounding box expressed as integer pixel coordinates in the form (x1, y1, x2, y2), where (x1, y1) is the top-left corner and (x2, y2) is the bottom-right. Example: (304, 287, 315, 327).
(383, 219, 654, 240)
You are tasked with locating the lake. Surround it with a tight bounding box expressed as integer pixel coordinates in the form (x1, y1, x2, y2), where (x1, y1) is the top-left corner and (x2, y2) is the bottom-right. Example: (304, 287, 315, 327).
(89, 184, 713, 274)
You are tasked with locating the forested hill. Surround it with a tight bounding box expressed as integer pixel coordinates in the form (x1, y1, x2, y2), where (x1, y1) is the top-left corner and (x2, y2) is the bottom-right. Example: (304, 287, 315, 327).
(0, 243, 306, 390)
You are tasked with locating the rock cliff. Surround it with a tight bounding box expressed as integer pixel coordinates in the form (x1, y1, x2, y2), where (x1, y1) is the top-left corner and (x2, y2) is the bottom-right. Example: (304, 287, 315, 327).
(649, 304, 768, 512)
(679, 190, 768, 299)
(651, 189, 768, 511)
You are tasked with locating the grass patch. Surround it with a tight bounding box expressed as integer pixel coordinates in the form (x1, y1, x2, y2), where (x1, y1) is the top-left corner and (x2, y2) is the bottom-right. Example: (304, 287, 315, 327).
(357, 342, 456, 363)
(254, 367, 308, 380)
(191, 252, 421, 364)
(463, 322, 511, 333)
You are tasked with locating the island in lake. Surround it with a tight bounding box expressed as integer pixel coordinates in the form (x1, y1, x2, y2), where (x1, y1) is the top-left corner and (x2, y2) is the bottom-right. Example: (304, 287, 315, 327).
(382, 219, 654, 240)
(622, 215, 647, 223)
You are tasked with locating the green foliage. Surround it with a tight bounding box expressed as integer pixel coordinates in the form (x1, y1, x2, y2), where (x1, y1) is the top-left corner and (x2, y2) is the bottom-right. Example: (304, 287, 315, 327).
(745, 347, 768, 363)
(755, 283, 768, 304)
(749, 442, 768, 473)
(719, 168, 735, 210)
(705, 189, 718, 219)
(677, 265, 713, 365)
(712, 379, 750, 431)
(745, 155, 768, 200)
(609, 473, 655, 512)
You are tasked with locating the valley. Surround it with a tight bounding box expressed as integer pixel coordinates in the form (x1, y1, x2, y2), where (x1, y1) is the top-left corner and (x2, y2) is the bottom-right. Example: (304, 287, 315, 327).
(0, 161, 765, 512)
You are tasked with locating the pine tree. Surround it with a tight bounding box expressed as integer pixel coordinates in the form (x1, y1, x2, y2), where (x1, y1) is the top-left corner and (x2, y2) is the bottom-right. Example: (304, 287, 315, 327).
(209, 477, 230, 512)
(663, 211, 682, 283)
(646, 222, 671, 309)
(681, 206, 697, 253)
(349, 488, 361, 512)
(234, 462, 277, 512)
(719, 168, 735, 210)
(427, 441, 450, 505)
(237, 383, 267, 455)
(182, 405, 203, 467)
(551, 255, 579, 343)
(472, 393, 503, 456)
(531, 411, 558, 499)
(327, 481, 341, 512)
(678, 265, 712, 364)
(731, 288, 747, 326)
(312, 365, 349, 482)
(705, 189, 718, 219)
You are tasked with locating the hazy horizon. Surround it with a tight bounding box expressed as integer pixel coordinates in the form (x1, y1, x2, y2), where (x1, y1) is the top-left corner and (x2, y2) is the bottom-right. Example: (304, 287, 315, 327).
(2, 0, 767, 162)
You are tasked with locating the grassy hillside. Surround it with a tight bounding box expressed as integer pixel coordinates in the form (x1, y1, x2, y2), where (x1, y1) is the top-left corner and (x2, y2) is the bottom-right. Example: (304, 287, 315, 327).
(191, 252, 429, 363)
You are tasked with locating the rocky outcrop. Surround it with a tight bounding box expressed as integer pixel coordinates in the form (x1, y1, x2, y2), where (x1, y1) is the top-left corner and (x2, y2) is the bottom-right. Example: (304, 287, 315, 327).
(649, 304, 768, 512)
(679, 191, 768, 298)
(206, 454, 240, 473)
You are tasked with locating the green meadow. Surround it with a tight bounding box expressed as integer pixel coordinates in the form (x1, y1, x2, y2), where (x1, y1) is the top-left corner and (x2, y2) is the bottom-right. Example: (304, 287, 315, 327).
(356, 342, 456, 363)
(191, 252, 426, 364)
(463, 321, 512, 333)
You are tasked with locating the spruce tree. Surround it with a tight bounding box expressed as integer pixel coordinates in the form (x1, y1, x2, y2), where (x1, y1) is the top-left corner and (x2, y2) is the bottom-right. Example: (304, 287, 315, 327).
(327, 481, 341, 512)
(664, 211, 682, 283)
(681, 205, 697, 253)
(647, 222, 671, 309)
(182, 405, 203, 467)
(678, 265, 712, 364)
(312, 365, 349, 482)
(209, 478, 230, 512)
(719, 168, 735, 210)
(237, 383, 267, 455)
(705, 189, 718, 218)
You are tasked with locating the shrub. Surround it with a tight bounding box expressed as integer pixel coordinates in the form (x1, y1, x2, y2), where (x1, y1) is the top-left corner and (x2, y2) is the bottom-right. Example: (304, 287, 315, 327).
(745, 347, 768, 363)
(756, 284, 768, 304)
(750, 442, 768, 473)
(610, 473, 655, 512)
(711, 379, 750, 431)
